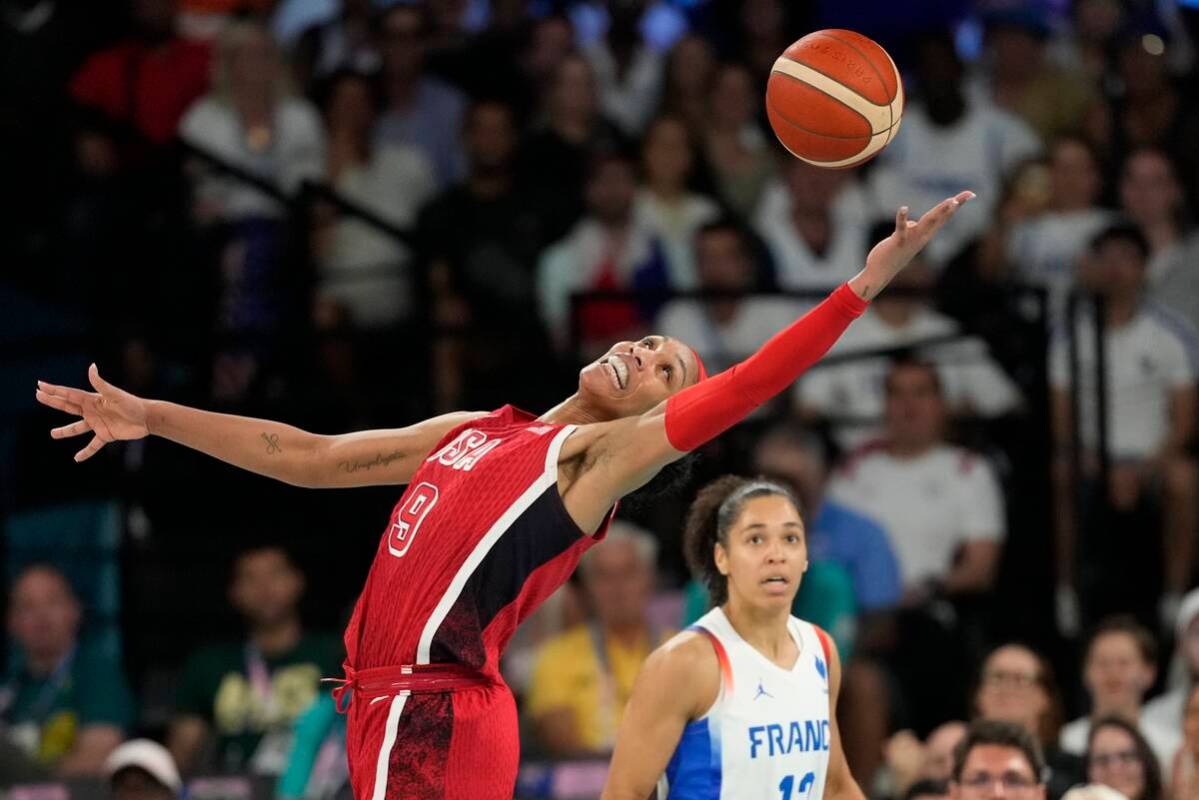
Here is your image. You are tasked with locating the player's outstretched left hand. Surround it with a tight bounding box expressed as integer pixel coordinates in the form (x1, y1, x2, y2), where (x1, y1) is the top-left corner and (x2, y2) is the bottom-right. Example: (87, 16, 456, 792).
(861, 191, 975, 298)
(35, 364, 150, 462)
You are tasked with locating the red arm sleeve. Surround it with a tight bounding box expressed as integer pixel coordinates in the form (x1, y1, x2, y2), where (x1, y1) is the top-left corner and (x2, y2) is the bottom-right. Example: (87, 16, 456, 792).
(664, 283, 867, 452)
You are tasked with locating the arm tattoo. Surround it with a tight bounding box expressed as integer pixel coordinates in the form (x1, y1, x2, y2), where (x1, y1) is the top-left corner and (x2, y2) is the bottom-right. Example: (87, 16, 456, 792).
(261, 433, 282, 454)
(337, 450, 405, 474)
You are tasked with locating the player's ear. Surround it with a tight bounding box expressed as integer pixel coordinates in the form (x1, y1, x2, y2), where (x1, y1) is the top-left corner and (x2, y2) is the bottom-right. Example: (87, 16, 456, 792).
(714, 542, 729, 577)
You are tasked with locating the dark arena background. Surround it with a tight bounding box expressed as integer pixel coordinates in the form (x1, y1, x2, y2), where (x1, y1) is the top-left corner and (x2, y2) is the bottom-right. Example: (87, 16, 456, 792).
(3, 0, 1199, 798)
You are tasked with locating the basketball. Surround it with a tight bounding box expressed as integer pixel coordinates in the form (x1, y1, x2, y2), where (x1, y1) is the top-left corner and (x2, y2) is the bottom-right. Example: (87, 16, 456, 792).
(766, 29, 904, 169)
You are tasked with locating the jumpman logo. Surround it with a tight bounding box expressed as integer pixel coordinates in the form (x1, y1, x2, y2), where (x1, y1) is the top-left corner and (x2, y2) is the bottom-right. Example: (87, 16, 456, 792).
(754, 679, 774, 701)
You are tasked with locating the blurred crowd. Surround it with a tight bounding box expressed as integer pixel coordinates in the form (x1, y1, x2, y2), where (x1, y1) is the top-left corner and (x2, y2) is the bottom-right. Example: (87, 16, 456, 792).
(3, 0, 1199, 798)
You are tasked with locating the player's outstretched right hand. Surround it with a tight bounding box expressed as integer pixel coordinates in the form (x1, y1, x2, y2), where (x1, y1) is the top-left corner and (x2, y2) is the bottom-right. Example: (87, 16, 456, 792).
(36, 363, 149, 462)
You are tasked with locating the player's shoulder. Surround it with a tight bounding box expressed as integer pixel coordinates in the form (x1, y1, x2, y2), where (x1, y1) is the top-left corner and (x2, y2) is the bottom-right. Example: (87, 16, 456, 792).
(639, 629, 723, 712)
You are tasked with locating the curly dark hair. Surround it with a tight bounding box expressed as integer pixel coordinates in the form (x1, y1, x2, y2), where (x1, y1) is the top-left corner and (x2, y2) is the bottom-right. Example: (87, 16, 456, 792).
(682, 475, 799, 606)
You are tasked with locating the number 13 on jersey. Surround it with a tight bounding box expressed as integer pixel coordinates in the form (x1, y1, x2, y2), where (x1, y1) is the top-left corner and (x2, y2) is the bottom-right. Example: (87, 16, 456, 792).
(388, 482, 439, 558)
(780, 772, 816, 800)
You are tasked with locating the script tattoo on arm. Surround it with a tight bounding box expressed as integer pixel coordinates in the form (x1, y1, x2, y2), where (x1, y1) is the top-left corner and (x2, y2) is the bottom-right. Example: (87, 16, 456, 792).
(337, 449, 406, 475)
(261, 433, 282, 454)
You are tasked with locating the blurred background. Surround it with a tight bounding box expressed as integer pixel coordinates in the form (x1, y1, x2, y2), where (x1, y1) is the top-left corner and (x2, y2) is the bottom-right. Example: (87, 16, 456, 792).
(2, 0, 1199, 798)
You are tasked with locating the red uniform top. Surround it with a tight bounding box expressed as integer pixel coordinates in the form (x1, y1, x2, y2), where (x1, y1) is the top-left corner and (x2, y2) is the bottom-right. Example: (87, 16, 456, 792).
(343, 405, 614, 680)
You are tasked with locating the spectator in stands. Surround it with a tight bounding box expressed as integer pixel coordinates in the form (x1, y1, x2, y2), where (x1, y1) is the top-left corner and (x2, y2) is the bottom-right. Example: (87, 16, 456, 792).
(970, 7, 1096, 143)
(1144, 589, 1199, 740)
(950, 719, 1049, 800)
(536, 148, 667, 354)
(973, 644, 1084, 800)
(527, 522, 668, 757)
(828, 360, 1005, 601)
(372, 2, 466, 189)
(886, 721, 968, 800)
(179, 19, 325, 222)
(1106, 23, 1199, 205)
(1049, 0, 1126, 86)
(654, 218, 800, 374)
(313, 68, 435, 329)
(1060, 617, 1177, 767)
(169, 544, 340, 776)
(518, 53, 626, 242)
(905, 779, 951, 800)
(1119, 148, 1199, 328)
(869, 30, 1041, 266)
(1061, 785, 1128, 800)
(755, 159, 871, 290)
(824, 359, 1003, 764)
(1169, 683, 1199, 800)
(70, 0, 211, 146)
(1050, 224, 1198, 628)
(635, 115, 719, 290)
(658, 34, 715, 137)
(291, 0, 380, 90)
(1008, 135, 1114, 316)
(417, 98, 556, 412)
(702, 61, 778, 219)
(582, 0, 664, 136)
(104, 739, 183, 800)
(1085, 716, 1165, 800)
(1, 565, 134, 776)
(514, 14, 576, 120)
(797, 223, 1022, 449)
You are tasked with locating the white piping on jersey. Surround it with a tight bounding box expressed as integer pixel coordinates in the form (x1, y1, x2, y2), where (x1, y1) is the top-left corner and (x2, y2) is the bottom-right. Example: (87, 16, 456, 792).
(415, 424, 578, 665)
(372, 693, 409, 800)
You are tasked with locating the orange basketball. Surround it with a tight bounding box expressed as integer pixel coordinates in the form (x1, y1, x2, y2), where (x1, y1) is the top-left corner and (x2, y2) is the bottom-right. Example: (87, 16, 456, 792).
(766, 29, 904, 169)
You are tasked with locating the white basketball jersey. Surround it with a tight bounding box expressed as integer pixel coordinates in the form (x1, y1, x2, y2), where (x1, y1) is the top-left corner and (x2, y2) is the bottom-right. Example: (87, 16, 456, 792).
(658, 607, 833, 800)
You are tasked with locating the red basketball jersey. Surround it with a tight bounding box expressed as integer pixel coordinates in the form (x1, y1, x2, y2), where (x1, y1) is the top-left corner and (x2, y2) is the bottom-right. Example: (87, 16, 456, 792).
(344, 406, 613, 674)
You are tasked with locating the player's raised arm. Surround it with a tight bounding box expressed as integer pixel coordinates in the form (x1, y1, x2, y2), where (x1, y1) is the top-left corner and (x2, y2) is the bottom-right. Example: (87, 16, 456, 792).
(562, 193, 973, 528)
(36, 364, 484, 488)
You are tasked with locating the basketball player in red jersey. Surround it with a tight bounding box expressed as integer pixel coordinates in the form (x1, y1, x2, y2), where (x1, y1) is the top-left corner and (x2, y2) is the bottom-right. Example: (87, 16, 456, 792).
(36, 192, 972, 799)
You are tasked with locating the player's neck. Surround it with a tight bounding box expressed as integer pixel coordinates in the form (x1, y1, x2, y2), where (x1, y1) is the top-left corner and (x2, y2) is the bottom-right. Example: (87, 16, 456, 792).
(722, 601, 793, 664)
(539, 396, 607, 427)
(249, 615, 302, 657)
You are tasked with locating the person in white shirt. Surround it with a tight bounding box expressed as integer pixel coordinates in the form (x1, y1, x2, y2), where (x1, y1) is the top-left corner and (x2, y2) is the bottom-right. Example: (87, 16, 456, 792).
(180, 20, 326, 223)
(827, 360, 1005, 599)
(654, 219, 803, 374)
(635, 116, 720, 290)
(537, 149, 666, 354)
(755, 160, 871, 292)
(1050, 224, 1198, 629)
(581, 1, 664, 137)
(1007, 135, 1115, 318)
(1143, 589, 1199, 743)
(797, 227, 1022, 449)
(868, 31, 1042, 266)
(1059, 616, 1179, 771)
(314, 69, 436, 328)
(1120, 148, 1199, 331)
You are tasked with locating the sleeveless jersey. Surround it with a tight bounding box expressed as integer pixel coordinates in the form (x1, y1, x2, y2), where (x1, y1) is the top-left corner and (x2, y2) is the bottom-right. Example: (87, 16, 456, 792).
(660, 608, 834, 800)
(343, 405, 613, 676)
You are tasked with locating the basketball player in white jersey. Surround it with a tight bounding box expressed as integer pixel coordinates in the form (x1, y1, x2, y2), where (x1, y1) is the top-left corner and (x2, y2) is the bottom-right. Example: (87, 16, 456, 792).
(601, 476, 863, 800)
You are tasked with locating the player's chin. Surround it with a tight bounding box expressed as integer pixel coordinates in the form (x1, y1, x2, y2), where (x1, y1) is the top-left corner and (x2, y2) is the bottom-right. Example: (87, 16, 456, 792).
(756, 583, 798, 605)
